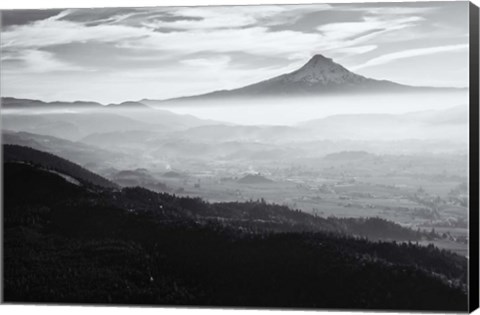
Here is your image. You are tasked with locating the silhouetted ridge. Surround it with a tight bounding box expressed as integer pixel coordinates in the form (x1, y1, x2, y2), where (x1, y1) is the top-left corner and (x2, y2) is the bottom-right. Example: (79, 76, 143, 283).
(3, 144, 118, 189)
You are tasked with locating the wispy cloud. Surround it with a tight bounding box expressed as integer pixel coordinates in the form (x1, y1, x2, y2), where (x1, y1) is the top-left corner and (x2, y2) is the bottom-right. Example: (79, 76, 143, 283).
(1, 49, 87, 73)
(142, 6, 277, 30)
(317, 16, 423, 41)
(0, 2, 470, 102)
(180, 55, 231, 68)
(333, 45, 378, 56)
(316, 15, 426, 57)
(117, 27, 324, 58)
(142, 5, 332, 30)
(2, 8, 325, 59)
(352, 6, 438, 15)
(351, 44, 469, 70)
(1, 18, 147, 49)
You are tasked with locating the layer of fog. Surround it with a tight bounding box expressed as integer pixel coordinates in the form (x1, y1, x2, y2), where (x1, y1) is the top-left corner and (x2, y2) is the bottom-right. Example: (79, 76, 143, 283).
(157, 91, 468, 125)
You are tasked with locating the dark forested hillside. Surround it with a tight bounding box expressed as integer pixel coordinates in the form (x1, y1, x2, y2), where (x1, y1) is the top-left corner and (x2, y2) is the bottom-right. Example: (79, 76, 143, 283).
(2, 147, 468, 311)
(3, 144, 118, 189)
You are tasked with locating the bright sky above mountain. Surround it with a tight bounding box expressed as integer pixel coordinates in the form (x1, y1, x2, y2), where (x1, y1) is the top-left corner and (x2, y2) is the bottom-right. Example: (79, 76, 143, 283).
(1, 2, 470, 103)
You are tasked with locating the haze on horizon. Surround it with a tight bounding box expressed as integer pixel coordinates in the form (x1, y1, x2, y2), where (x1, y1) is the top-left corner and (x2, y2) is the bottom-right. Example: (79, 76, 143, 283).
(160, 92, 469, 126)
(1, 2, 470, 106)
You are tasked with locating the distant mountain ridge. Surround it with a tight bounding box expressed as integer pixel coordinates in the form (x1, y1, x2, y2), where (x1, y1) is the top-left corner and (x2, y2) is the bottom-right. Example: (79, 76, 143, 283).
(298, 104, 468, 142)
(1, 97, 150, 110)
(106, 101, 151, 109)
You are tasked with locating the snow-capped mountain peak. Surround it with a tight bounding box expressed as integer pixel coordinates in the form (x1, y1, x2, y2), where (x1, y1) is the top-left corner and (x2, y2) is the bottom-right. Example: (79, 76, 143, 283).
(278, 54, 367, 85)
(148, 53, 459, 105)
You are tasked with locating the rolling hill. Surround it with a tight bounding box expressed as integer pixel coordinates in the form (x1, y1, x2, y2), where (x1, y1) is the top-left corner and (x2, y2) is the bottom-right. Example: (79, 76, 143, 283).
(2, 130, 126, 167)
(237, 174, 274, 184)
(3, 144, 118, 189)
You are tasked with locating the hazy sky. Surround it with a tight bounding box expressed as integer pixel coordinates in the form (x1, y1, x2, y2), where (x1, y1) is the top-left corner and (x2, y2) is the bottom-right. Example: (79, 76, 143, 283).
(1, 2, 470, 103)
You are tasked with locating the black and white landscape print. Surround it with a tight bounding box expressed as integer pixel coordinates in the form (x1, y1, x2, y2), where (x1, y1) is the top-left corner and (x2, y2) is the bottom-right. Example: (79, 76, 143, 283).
(1, 2, 472, 311)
